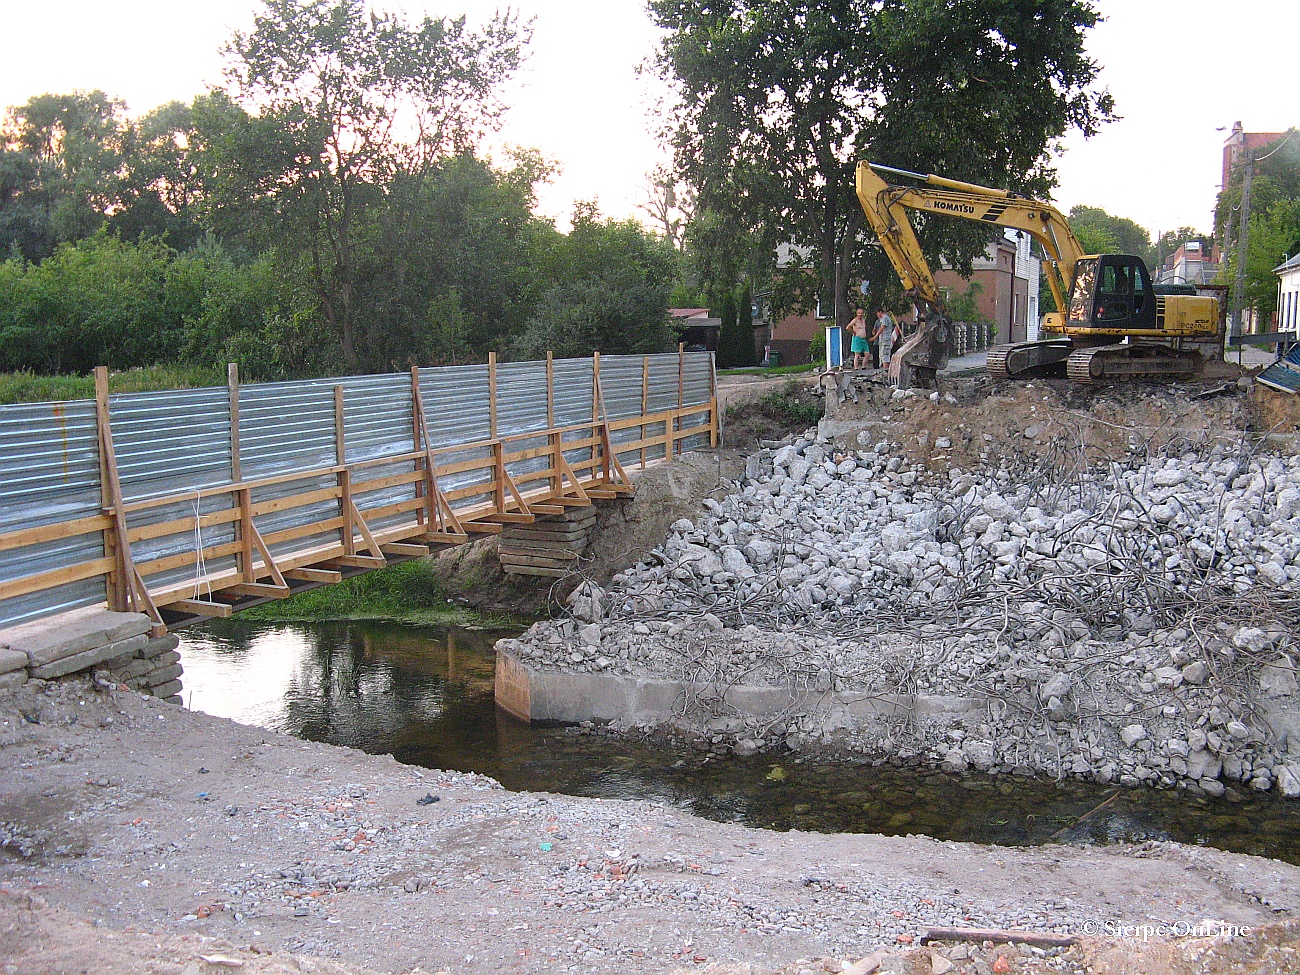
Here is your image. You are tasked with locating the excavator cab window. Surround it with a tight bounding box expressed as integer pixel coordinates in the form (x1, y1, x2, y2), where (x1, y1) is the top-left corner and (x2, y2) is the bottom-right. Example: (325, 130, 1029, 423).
(1067, 259, 1097, 323)
(1093, 256, 1155, 328)
(1067, 256, 1156, 329)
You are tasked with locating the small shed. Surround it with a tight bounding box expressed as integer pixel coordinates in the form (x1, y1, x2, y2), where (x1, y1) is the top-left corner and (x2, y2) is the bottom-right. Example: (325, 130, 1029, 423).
(669, 308, 720, 352)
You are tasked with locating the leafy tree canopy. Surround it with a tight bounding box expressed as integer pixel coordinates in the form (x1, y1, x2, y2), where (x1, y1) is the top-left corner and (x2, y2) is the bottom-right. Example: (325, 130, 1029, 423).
(651, 0, 1115, 324)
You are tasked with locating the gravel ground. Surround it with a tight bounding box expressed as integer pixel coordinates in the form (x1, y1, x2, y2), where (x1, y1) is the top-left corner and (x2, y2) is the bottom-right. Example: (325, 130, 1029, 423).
(3, 675, 1300, 974)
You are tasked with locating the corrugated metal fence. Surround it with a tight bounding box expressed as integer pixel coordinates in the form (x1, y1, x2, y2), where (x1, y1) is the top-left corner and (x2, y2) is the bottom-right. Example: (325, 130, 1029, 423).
(0, 351, 717, 631)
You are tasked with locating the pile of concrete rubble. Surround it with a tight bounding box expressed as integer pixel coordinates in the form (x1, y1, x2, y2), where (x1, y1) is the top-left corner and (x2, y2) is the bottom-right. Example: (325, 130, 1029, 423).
(502, 428, 1300, 797)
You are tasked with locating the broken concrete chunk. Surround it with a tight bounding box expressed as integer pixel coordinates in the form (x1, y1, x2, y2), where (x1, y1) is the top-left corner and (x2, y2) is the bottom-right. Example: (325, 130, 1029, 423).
(1260, 656, 1298, 698)
(1120, 724, 1147, 748)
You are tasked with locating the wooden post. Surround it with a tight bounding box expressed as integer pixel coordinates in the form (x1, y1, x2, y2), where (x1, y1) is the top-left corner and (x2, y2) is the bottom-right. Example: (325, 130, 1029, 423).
(94, 367, 133, 612)
(228, 363, 250, 580)
(640, 355, 649, 469)
(410, 366, 427, 527)
(708, 351, 719, 448)
(546, 352, 557, 496)
(674, 342, 685, 460)
(238, 488, 255, 582)
(493, 441, 507, 515)
(592, 351, 605, 482)
(488, 351, 498, 440)
(335, 385, 353, 555)
(546, 351, 555, 428)
(227, 363, 241, 482)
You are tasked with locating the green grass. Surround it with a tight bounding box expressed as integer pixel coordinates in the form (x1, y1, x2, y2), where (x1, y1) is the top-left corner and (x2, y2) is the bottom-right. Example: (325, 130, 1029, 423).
(753, 379, 823, 427)
(717, 363, 817, 376)
(236, 558, 523, 628)
(0, 364, 229, 405)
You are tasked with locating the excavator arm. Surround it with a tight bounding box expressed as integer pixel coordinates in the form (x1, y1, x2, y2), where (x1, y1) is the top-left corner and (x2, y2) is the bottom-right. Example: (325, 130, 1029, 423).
(855, 161, 1086, 322)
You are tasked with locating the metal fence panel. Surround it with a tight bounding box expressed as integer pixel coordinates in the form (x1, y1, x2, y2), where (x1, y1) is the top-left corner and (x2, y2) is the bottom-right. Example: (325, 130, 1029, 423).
(599, 355, 645, 421)
(0, 353, 716, 629)
(646, 354, 681, 412)
(552, 358, 594, 426)
(421, 365, 490, 448)
(0, 400, 105, 627)
(495, 361, 550, 437)
(111, 388, 239, 594)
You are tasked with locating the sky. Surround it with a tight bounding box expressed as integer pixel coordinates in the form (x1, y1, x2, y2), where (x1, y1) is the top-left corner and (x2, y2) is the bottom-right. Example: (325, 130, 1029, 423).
(1, 0, 1296, 239)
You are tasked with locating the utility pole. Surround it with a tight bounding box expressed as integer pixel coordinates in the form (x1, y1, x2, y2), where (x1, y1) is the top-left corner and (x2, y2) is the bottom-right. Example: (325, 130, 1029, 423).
(1232, 155, 1254, 339)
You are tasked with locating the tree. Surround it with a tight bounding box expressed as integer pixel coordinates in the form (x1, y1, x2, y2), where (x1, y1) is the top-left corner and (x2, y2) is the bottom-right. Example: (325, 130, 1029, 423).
(651, 0, 1114, 327)
(1245, 198, 1300, 327)
(513, 203, 677, 360)
(1068, 205, 1151, 264)
(110, 100, 205, 250)
(0, 90, 128, 255)
(637, 163, 693, 249)
(715, 285, 755, 367)
(220, 0, 528, 367)
(1216, 130, 1300, 326)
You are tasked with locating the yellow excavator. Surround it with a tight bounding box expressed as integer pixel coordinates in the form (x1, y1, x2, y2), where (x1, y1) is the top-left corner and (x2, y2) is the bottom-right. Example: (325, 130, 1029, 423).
(854, 161, 1222, 386)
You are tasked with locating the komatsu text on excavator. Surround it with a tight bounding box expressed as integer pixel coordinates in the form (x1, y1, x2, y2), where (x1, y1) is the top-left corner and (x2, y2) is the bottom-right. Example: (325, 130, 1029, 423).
(854, 161, 1223, 387)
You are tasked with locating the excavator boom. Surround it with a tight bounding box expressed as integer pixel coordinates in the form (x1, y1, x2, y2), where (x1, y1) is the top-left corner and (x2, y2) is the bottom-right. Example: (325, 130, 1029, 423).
(855, 161, 1085, 319)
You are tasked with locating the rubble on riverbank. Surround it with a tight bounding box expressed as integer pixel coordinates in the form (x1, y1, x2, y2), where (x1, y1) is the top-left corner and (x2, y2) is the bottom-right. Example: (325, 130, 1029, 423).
(502, 381, 1300, 798)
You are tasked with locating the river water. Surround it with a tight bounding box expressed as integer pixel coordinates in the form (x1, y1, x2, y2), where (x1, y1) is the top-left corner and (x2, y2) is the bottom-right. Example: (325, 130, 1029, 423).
(178, 619, 1300, 864)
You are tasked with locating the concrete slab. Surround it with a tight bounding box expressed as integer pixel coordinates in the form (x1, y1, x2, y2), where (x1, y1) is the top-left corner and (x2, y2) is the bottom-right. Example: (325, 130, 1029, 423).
(0, 648, 28, 674)
(146, 664, 183, 687)
(109, 657, 157, 682)
(151, 679, 182, 699)
(0, 607, 151, 668)
(140, 634, 180, 659)
(495, 650, 989, 732)
(29, 634, 148, 680)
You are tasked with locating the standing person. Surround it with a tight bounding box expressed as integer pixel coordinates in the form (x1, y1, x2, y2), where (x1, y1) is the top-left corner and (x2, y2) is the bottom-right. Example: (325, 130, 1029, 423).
(873, 308, 897, 368)
(848, 307, 870, 369)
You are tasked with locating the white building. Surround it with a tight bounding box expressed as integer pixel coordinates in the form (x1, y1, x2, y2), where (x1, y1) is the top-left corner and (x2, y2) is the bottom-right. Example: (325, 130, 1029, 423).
(1277, 253, 1300, 340)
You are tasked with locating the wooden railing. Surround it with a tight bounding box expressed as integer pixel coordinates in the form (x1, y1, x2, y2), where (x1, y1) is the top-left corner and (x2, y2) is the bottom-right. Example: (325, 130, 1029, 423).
(0, 350, 718, 631)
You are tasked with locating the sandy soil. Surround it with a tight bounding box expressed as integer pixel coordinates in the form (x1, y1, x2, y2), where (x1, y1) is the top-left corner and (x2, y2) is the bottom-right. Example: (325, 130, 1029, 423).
(4, 675, 1300, 975)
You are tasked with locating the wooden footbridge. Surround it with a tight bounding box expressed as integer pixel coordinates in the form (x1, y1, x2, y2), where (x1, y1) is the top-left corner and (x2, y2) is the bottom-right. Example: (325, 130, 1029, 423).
(0, 350, 717, 633)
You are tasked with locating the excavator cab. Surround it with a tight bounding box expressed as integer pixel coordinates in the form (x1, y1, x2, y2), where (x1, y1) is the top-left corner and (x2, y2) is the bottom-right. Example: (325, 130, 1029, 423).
(1067, 256, 1157, 332)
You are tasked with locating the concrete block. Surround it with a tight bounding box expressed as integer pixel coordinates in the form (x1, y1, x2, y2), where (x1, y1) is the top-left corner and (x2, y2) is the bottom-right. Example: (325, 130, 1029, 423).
(0, 670, 27, 692)
(151, 650, 181, 668)
(494, 651, 992, 730)
(29, 634, 148, 680)
(151, 679, 182, 700)
(0, 607, 151, 668)
(0, 648, 28, 675)
(145, 663, 183, 687)
(110, 658, 156, 681)
(103, 651, 138, 671)
(161, 695, 183, 706)
(140, 634, 180, 659)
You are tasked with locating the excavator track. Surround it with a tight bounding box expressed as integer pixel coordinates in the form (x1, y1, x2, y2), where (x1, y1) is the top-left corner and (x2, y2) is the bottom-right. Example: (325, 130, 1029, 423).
(986, 340, 1074, 381)
(1066, 344, 1205, 386)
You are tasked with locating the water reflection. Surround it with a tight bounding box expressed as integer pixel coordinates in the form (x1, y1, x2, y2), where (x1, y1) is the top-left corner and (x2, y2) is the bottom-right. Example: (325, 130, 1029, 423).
(179, 619, 1300, 864)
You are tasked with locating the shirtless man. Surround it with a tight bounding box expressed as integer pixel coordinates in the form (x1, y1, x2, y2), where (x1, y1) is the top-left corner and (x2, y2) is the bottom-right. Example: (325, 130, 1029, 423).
(849, 307, 869, 369)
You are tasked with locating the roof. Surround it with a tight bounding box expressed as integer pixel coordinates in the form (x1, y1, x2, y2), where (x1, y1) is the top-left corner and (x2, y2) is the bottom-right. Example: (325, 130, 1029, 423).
(1276, 253, 1300, 274)
(669, 308, 711, 319)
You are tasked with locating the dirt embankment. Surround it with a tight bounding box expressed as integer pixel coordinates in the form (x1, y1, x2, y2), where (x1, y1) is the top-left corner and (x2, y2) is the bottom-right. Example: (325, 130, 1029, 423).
(5, 675, 1300, 975)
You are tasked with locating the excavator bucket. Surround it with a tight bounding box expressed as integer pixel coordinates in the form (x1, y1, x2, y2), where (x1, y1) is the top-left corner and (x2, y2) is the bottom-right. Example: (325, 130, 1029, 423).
(890, 311, 951, 388)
